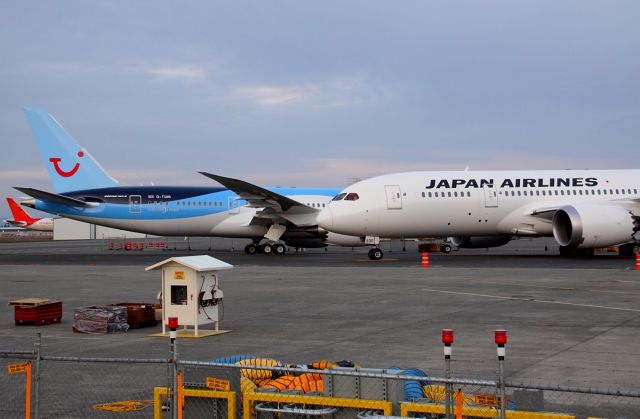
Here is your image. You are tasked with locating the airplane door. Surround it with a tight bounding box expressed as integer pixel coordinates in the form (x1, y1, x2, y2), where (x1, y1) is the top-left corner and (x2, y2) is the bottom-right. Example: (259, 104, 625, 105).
(129, 195, 142, 214)
(384, 185, 403, 209)
(483, 186, 498, 208)
(228, 196, 240, 214)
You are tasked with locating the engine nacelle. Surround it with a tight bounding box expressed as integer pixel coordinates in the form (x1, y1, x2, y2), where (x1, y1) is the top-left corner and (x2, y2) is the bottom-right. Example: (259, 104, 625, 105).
(326, 232, 366, 247)
(552, 204, 638, 248)
(450, 235, 512, 248)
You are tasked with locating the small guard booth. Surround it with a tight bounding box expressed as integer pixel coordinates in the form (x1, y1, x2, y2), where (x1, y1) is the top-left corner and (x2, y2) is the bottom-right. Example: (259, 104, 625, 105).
(146, 255, 232, 337)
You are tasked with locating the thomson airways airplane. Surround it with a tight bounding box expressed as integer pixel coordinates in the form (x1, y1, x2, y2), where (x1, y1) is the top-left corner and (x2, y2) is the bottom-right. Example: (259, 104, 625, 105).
(4, 197, 54, 231)
(16, 108, 366, 254)
(317, 170, 640, 259)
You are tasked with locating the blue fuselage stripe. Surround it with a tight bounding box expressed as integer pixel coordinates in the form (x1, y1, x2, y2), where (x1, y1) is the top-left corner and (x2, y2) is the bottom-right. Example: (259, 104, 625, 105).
(35, 186, 341, 220)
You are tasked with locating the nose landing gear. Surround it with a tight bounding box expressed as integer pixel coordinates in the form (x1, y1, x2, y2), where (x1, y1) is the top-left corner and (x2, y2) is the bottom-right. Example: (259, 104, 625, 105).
(367, 247, 384, 261)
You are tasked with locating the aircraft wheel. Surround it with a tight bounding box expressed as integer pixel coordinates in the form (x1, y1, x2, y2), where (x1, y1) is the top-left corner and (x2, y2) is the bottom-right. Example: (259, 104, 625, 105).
(245, 244, 258, 255)
(442, 244, 452, 254)
(274, 244, 286, 255)
(368, 248, 384, 261)
(260, 243, 273, 254)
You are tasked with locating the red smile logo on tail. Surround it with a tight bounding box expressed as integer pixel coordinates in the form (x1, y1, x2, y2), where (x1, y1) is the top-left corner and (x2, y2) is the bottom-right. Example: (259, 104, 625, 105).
(49, 151, 84, 177)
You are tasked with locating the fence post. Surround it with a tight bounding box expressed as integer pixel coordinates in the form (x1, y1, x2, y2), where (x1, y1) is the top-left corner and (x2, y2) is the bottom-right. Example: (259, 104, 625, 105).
(169, 317, 178, 419)
(33, 332, 41, 419)
(494, 330, 507, 419)
(442, 330, 454, 419)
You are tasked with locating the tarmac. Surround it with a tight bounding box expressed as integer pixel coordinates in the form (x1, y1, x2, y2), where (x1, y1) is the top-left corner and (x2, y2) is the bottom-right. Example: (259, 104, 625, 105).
(0, 237, 639, 391)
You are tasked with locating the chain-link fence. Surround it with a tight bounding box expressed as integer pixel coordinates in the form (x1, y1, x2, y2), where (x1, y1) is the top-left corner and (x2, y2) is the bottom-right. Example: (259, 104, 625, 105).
(1, 335, 639, 418)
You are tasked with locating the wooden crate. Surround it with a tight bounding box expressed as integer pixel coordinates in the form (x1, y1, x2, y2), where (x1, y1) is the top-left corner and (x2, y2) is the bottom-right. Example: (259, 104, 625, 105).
(9, 298, 62, 326)
(112, 303, 157, 329)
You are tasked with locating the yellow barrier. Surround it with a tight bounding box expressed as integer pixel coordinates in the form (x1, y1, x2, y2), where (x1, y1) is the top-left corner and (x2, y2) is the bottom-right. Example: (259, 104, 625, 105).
(243, 392, 393, 419)
(153, 387, 236, 419)
(400, 401, 576, 419)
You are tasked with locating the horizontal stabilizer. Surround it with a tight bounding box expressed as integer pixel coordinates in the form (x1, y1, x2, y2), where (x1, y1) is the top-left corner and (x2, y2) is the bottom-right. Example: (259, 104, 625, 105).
(13, 187, 96, 207)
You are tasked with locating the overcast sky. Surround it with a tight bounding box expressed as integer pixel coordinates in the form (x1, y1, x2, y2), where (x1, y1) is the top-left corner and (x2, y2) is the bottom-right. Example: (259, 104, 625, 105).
(1, 1, 640, 218)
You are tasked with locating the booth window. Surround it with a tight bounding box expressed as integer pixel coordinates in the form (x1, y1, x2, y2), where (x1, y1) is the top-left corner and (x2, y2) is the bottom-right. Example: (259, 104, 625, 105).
(171, 285, 188, 305)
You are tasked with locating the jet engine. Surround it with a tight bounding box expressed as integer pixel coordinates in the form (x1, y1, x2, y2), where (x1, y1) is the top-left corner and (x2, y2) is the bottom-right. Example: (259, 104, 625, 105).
(552, 204, 638, 249)
(450, 236, 512, 248)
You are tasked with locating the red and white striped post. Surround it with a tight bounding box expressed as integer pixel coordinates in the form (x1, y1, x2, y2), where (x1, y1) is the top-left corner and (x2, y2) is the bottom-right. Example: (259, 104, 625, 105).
(635, 253, 640, 270)
(495, 330, 507, 419)
(442, 329, 454, 419)
(421, 252, 430, 268)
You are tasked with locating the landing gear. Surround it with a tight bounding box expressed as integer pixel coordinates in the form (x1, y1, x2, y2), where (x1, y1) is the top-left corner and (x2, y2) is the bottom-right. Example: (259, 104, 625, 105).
(368, 248, 384, 261)
(442, 244, 452, 254)
(244, 243, 258, 254)
(259, 243, 273, 254)
(245, 241, 286, 255)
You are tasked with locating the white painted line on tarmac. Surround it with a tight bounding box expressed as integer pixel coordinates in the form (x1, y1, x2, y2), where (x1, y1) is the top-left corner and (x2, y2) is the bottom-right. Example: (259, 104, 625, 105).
(421, 288, 640, 312)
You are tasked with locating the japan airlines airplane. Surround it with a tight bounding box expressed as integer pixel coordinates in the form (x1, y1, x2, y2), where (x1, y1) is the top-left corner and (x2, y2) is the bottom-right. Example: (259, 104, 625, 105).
(317, 170, 640, 259)
(16, 108, 366, 254)
(4, 197, 54, 231)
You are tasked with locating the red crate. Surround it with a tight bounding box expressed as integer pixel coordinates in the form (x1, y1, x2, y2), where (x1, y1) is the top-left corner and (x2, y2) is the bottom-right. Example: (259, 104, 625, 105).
(10, 299, 62, 326)
(111, 303, 157, 329)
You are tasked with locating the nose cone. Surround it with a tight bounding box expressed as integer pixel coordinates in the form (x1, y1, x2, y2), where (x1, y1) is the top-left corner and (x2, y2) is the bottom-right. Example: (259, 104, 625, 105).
(317, 206, 333, 230)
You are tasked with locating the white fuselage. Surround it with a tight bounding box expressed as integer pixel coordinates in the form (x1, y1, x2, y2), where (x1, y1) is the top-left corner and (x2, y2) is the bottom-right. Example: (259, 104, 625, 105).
(318, 170, 640, 242)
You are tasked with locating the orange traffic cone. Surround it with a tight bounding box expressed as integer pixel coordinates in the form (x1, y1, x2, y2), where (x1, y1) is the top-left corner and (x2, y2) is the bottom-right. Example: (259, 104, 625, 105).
(635, 253, 640, 270)
(421, 252, 430, 268)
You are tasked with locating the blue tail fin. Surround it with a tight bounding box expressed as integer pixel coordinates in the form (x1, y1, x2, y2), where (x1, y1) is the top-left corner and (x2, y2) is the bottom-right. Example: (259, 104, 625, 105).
(24, 108, 118, 193)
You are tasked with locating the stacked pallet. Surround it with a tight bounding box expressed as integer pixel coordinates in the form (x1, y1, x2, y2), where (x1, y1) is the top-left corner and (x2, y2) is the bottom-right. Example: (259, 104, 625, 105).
(73, 306, 129, 334)
(111, 303, 157, 329)
(9, 298, 62, 326)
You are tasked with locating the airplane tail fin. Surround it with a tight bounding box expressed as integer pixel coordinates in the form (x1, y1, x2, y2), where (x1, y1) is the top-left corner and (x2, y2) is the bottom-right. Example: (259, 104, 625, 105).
(23, 108, 119, 193)
(6, 197, 36, 224)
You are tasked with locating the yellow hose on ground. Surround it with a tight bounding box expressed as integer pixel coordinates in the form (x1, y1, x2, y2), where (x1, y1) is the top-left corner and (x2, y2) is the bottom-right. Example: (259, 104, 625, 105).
(93, 400, 154, 412)
(236, 358, 280, 380)
(422, 385, 474, 405)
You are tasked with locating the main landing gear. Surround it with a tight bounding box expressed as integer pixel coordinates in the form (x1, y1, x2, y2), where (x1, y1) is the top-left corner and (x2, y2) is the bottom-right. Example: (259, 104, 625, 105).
(244, 242, 287, 255)
(368, 247, 384, 261)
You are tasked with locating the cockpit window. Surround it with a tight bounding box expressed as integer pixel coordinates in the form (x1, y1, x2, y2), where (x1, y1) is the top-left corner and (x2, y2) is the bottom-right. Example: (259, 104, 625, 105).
(332, 193, 347, 201)
(344, 193, 360, 201)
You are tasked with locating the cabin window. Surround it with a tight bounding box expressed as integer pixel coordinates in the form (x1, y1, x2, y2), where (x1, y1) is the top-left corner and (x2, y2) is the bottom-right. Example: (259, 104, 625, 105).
(428, 192, 432, 198)
(628, 189, 632, 194)
(579, 190, 583, 195)
(422, 192, 425, 198)
(448, 192, 452, 197)
(635, 189, 638, 194)
(454, 192, 458, 197)
(597, 190, 601, 195)
(467, 191, 471, 197)
(517, 191, 521, 196)
(616, 189, 620, 194)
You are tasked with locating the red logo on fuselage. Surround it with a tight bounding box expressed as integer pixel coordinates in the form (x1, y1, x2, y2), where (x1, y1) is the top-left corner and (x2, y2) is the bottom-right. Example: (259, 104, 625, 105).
(49, 151, 84, 177)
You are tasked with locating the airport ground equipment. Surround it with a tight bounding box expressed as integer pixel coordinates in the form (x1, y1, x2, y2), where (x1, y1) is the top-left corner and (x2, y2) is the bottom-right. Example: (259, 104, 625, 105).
(418, 240, 452, 254)
(9, 298, 62, 326)
(146, 255, 232, 337)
